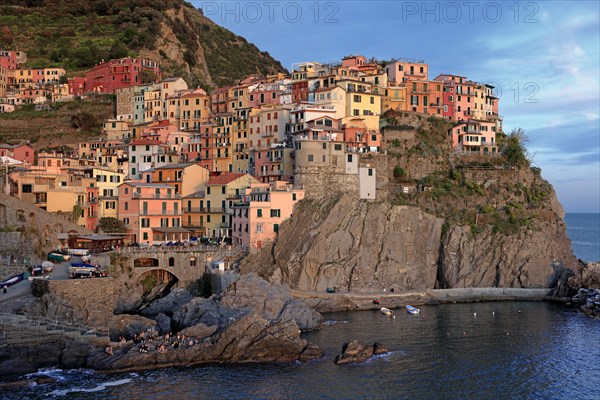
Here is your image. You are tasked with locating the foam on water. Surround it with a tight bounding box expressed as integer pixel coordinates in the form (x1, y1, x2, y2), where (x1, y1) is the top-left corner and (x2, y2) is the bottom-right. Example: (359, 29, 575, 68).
(48, 378, 132, 397)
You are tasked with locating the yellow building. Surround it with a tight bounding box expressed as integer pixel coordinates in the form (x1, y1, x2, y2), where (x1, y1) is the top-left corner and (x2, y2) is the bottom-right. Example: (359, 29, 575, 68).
(232, 107, 251, 173)
(179, 88, 211, 130)
(337, 79, 382, 130)
(102, 119, 131, 141)
(0, 65, 8, 98)
(143, 87, 162, 121)
(203, 172, 259, 238)
(93, 168, 125, 219)
(383, 84, 407, 112)
(212, 113, 234, 172)
(152, 163, 210, 196)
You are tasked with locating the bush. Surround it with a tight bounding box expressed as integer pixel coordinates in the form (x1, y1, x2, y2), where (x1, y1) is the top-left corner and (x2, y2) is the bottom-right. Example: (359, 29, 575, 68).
(393, 166, 407, 179)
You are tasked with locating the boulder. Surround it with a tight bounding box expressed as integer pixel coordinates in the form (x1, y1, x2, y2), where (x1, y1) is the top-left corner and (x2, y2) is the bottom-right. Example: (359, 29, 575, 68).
(140, 288, 193, 318)
(179, 323, 218, 341)
(334, 340, 389, 365)
(219, 273, 323, 331)
(108, 314, 157, 341)
(153, 313, 172, 335)
(172, 297, 247, 330)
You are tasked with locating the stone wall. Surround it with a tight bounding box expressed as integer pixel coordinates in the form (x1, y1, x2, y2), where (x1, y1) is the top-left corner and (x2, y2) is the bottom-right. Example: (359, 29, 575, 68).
(0, 194, 90, 264)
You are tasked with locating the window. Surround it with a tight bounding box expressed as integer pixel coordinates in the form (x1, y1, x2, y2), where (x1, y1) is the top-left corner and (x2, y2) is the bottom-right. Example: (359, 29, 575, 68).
(370, 96, 375, 104)
(221, 186, 225, 194)
(270, 209, 281, 218)
(190, 257, 196, 267)
(371, 134, 377, 142)
(143, 232, 148, 241)
(308, 154, 314, 162)
(348, 154, 353, 162)
(257, 209, 263, 218)
(124, 202, 128, 211)
(353, 109, 360, 116)
(141, 218, 150, 227)
(368, 168, 373, 176)
(353, 95, 361, 102)
(322, 143, 327, 150)
(168, 257, 175, 267)
(256, 223, 263, 233)
(334, 144, 342, 151)
(207, 215, 211, 223)
(292, 193, 297, 201)
(22, 184, 32, 193)
(207, 187, 211, 195)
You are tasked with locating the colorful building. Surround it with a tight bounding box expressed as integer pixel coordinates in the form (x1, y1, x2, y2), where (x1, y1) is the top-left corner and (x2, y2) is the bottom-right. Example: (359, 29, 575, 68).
(83, 57, 160, 94)
(232, 181, 305, 251)
(117, 182, 187, 245)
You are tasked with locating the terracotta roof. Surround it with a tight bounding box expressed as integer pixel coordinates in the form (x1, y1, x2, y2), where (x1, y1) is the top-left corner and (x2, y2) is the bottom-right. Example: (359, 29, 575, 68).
(207, 172, 246, 185)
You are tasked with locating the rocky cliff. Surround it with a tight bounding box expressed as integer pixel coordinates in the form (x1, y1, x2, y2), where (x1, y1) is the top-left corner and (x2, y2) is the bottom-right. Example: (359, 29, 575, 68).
(242, 113, 581, 292)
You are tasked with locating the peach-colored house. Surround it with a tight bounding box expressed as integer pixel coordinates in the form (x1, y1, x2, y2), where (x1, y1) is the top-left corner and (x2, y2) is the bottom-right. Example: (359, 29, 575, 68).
(0, 144, 34, 164)
(385, 59, 429, 83)
(231, 181, 304, 251)
(450, 119, 498, 154)
(117, 182, 188, 244)
(342, 119, 382, 153)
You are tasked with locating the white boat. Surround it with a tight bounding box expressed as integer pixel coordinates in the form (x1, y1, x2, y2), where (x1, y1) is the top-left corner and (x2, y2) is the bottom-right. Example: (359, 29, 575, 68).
(41, 261, 54, 272)
(406, 305, 420, 315)
(380, 307, 394, 316)
(29, 275, 51, 282)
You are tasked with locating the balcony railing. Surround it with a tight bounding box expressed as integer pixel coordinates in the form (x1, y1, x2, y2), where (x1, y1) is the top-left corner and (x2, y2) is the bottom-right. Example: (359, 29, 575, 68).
(133, 193, 182, 199)
(140, 210, 182, 216)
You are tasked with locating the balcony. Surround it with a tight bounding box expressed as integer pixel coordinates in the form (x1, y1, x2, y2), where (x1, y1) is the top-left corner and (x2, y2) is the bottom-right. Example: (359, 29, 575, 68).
(140, 210, 182, 216)
(133, 193, 182, 199)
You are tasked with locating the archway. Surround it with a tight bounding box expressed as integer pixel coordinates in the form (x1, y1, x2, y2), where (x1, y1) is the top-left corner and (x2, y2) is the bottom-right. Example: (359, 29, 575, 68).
(138, 268, 179, 292)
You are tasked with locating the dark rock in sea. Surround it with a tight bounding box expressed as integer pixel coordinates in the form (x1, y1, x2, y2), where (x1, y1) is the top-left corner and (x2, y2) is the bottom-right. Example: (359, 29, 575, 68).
(572, 288, 600, 318)
(334, 340, 389, 365)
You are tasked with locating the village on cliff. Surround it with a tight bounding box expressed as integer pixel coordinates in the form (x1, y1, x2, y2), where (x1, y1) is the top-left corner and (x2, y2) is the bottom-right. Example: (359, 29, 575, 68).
(0, 51, 503, 253)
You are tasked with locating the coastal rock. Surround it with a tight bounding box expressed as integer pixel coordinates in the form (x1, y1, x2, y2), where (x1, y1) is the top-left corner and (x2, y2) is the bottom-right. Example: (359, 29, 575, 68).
(108, 314, 157, 341)
(572, 288, 600, 318)
(334, 340, 389, 365)
(219, 273, 324, 331)
(172, 297, 248, 329)
(140, 288, 194, 318)
(88, 315, 322, 372)
(153, 313, 172, 334)
(569, 262, 600, 291)
(179, 323, 218, 340)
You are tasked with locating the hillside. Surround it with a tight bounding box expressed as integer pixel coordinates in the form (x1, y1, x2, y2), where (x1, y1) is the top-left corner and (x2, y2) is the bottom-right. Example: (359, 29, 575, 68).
(241, 112, 582, 293)
(0, 100, 113, 148)
(0, 0, 285, 88)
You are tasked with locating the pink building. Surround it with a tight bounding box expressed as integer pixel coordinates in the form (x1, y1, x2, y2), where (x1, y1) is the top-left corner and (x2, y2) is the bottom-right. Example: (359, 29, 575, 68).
(449, 119, 498, 154)
(74, 58, 160, 95)
(0, 144, 34, 164)
(0, 51, 18, 71)
(68, 77, 87, 97)
(342, 119, 382, 153)
(231, 181, 304, 251)
(117, 182, 188, 244)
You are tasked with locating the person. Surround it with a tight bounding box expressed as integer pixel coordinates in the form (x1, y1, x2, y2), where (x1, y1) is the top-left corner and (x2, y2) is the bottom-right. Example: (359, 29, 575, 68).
(105, 346, 113, 356)
(3, 284, 7, 294)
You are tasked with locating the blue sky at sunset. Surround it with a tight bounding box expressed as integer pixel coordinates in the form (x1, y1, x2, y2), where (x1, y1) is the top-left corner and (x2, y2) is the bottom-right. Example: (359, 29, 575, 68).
(193, 0, 600, 212)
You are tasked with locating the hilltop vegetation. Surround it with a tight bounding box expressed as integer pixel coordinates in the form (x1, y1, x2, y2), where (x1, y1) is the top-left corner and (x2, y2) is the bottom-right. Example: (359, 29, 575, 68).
(0, 99, 113, 148)
(0, 0, 285, 87)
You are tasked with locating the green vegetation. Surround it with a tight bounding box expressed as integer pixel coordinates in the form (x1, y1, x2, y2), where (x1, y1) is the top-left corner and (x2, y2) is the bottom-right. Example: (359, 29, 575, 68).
(393, 166, 407, 180)
(498, 128, 531, 167)
(141, 274, 158, 293)
(0, 0, 285, 86)
(98, 217, 128, 233)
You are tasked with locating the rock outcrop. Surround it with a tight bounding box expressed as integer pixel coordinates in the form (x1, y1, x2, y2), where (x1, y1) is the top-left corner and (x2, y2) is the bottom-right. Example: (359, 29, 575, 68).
(572, 288, 600, 318)
(334, 340, 389, 365)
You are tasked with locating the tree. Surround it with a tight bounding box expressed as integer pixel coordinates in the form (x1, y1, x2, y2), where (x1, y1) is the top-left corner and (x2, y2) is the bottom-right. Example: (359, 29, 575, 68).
(0, 26, 13, 46)
(500, 128, 531, 168)
(108, 40, 129, 60)
(138, 69, 159, 84)
(98, 217, 127, 233)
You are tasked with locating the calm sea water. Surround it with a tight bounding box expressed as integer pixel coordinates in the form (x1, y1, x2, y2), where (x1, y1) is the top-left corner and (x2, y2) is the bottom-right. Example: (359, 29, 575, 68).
(7, 302, 600, 400)
(565, 213, 600, 262)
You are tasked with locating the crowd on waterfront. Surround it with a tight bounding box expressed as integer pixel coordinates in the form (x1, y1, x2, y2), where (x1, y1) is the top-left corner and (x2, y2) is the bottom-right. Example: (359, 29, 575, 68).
(106, 329, 201, 356)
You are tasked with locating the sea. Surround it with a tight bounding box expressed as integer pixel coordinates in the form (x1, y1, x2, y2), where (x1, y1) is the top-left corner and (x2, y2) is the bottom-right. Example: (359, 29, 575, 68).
(3, 214, 599, 400)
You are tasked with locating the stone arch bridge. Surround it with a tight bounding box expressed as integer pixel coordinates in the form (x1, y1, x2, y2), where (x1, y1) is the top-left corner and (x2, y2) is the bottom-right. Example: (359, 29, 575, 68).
(113, 245, 247, 287)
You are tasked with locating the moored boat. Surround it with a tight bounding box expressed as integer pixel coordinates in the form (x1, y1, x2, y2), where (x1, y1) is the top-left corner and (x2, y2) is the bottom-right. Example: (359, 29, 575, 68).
(381, 307, 394, 316)
(406, 305, 420, 314)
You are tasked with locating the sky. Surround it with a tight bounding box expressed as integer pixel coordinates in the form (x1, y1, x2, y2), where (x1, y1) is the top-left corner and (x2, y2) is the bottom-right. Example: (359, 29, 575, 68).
(191, 0, 600, 213)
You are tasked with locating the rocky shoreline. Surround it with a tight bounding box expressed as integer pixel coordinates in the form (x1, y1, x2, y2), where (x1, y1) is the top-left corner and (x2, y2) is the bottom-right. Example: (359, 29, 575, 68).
(1, 263, 599, 382)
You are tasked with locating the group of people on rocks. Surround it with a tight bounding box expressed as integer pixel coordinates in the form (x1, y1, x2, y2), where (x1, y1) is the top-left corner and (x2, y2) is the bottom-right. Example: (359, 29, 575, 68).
(107, 329, 200, 356)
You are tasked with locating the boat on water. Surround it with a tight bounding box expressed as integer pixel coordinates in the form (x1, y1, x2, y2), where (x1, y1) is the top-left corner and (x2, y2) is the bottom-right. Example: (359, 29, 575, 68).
(28, 275, 51, 282)
(1, 273, 23, 287)
(406, 305, 420, 314)
(41, 261, 54, 272)
(381, 307, 394, 316)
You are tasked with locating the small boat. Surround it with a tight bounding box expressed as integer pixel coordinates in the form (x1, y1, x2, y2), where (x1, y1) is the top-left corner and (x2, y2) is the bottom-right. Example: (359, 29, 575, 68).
(381, 307, 394, 316)
(29, 275, 51, 282)
(41, 261, 54, 272)
(406, 305, 420, 315)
